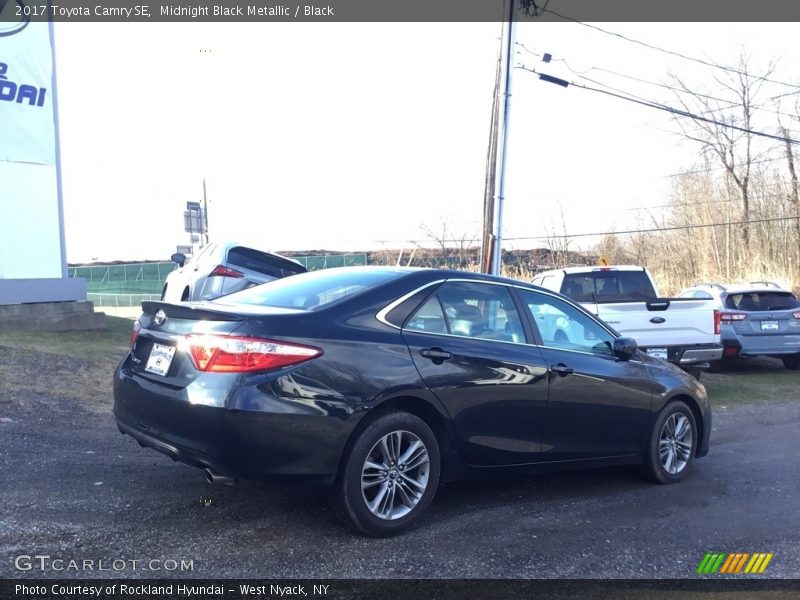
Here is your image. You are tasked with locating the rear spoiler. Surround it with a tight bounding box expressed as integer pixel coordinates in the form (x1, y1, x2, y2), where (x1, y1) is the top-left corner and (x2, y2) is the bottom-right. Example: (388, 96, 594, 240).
(141, 301, 245, 322)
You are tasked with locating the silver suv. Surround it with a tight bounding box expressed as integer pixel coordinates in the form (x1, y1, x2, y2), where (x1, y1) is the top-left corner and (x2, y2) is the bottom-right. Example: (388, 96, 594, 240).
(162, 242, 306, 302)
(677, 282, 800, 369)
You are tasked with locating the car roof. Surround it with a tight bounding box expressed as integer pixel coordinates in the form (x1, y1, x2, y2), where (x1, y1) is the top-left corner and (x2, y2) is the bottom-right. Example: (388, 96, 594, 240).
(306, 266, 544, 291)
(536, 265, 647, 277)
(689, 282, 791, 295)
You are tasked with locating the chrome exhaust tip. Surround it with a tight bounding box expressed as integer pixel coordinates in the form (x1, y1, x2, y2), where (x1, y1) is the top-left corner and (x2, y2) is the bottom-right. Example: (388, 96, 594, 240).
(203, 468, 236, 486)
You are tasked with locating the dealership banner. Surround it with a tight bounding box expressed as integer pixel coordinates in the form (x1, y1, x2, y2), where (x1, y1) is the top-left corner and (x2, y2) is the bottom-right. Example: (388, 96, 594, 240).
(0, 16, 55, 166)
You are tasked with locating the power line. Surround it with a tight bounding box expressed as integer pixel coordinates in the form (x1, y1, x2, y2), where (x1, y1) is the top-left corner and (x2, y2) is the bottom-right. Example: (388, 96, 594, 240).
(517, 43, 800, 120)
(517, 64, 800, 146)
(503, 215, 800, 242)
(367, 214, 800, 246)
(541, 9, 800, 92)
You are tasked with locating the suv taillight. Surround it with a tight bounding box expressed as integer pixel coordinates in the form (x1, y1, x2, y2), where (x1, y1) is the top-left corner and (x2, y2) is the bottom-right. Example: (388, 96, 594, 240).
(713, 309, 720, 335)
(130, 320, 141, 348)
(185, 335, 322, 373)
(210, 265, 244, 278)
(720, 312, 747, 322)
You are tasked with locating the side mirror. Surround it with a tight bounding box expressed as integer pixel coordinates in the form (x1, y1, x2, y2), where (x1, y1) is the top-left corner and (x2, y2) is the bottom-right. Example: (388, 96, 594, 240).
(613, 337, 638, 360)
(170, 252, 186, 267)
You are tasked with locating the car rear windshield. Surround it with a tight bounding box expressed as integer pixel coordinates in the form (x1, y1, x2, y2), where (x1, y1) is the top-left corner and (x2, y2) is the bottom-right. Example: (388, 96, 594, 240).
(216, 268, 406, 310)
(724, 291, 800, 311)
(561, 271, 656, 302)
(227, 246, 307, 278)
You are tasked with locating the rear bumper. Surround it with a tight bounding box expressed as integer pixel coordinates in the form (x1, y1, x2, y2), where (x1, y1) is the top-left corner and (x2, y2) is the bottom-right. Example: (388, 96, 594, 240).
(640, 344, 723, 365)
(113, 356, 355, 484)
(722, 333, 800, 357)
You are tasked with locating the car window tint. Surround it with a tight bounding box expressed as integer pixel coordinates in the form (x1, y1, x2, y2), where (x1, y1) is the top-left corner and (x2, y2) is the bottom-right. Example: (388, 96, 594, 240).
(227, 246, 306, 277)
(561, 271, 656, 302)
(725, 291, 800, 311)
(435, 282, 525, 343)
(518, 289, 614, 356)
(404, 296, 447, 334)
(218, 268, 405, 310)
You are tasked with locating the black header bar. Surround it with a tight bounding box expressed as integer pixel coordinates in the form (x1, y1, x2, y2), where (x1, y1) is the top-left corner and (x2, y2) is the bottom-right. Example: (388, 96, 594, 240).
(2, 0, 800, 23)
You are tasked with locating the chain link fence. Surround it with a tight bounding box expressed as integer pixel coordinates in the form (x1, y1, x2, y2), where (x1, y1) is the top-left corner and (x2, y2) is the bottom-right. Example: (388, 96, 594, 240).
(71, 254, 368, 307)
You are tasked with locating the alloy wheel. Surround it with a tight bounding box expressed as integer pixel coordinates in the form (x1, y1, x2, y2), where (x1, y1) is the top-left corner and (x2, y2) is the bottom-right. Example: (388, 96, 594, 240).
(361, 430, 430, 520)
(658, 413, 693, 475)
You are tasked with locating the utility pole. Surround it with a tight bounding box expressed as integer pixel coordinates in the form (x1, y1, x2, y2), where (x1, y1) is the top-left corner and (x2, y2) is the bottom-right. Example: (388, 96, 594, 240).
(202, 179, 209, 246)
(490, 0, 517, 276)
(480, 43, 502, 274)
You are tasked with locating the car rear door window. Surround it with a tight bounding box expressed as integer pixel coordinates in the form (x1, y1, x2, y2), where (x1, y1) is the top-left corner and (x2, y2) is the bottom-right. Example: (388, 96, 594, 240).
(425, 281, 525, 343)
(404, 296, 448, 334)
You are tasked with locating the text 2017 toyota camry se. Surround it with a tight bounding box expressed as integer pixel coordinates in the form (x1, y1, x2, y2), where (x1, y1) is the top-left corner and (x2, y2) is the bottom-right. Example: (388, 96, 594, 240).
(114, 267, 711, 536)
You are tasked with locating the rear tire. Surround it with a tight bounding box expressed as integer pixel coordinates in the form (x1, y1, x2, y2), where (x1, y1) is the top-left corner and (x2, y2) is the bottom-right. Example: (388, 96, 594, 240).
(641, 400, 697, 484)
(330, 412, 440, 537)
(782, 354, 800, 370)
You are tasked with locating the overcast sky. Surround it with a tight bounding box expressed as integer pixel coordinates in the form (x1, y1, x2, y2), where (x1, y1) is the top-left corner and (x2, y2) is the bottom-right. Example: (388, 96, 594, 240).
(53, 22, 800, 263)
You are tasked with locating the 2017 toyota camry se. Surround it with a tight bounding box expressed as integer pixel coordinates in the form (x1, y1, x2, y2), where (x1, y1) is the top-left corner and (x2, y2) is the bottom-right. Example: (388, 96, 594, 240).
(114, 267, 711, 536)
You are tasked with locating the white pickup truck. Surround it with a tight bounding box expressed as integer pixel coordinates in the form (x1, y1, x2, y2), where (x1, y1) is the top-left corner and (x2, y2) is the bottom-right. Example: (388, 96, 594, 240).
(532, 266, 722, 375)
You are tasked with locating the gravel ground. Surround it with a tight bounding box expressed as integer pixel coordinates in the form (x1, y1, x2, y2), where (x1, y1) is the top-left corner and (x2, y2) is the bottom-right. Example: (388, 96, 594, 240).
(1, 346, 799, 581)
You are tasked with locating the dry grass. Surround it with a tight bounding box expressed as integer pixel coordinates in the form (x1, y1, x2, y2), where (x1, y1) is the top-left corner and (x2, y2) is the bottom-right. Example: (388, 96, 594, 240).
(0, 317, 132, 412)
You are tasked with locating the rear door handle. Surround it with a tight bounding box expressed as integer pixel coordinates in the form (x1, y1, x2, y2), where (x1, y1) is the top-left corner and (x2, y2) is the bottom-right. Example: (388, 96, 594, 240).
(420, 348, 453, 363)
(550, 363, 574, 376)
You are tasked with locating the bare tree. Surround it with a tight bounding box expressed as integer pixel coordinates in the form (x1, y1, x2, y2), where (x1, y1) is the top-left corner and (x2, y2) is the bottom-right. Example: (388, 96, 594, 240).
(670, 52, 777, 252)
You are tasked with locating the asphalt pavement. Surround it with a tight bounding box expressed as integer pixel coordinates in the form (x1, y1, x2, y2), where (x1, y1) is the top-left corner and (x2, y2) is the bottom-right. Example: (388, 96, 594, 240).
(1, 353, 798, 580)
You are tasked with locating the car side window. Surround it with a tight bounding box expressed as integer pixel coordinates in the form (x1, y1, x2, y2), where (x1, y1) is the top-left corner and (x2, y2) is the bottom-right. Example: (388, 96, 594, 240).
(404, 295, 448, 334)
(518, 289, 614, 356)
(692, 290, 713, 299)
(406, 282, 525, 343)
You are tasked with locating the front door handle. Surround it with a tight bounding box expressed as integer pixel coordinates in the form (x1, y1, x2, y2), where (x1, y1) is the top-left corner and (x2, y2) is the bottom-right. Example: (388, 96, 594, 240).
(550, 363, 574, 376)
(420, 348, 453, 363)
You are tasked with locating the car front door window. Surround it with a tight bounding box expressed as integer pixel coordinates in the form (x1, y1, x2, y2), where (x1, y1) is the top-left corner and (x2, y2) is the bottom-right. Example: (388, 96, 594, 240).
(518, 290, 614, 356)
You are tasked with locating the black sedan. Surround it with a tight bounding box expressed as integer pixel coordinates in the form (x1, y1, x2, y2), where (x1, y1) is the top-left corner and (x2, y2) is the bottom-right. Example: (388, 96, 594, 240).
(114, 267, 711, 536)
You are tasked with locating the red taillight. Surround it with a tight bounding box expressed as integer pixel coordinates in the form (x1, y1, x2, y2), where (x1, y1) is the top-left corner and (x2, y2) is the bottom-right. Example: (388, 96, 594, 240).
(130, 320, 141, 348)
(723, 346, 740, 356)
(210, 265, 244, 278)
(185, 335, 322, 373)
(713, 309, 720, 335)
(720, 312, 747, 322)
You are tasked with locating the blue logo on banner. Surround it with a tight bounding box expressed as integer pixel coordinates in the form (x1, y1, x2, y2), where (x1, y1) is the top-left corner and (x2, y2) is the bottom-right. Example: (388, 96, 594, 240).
(0, 63, 47, 107)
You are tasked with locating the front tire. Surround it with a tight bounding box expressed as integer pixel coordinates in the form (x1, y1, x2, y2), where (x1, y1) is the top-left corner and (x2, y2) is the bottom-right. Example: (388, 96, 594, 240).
(330, 412, 440, 537)
(641, 401, 697, 484)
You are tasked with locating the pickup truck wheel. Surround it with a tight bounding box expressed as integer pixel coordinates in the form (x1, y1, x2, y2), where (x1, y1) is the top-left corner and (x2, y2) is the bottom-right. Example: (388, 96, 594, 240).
(641, 400, 697, 484)
(782, 354, 800, 370)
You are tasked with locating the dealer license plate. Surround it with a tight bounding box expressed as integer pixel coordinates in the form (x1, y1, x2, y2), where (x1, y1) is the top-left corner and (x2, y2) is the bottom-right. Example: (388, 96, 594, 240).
(145, 343, 176, 376)
(760, 321, 779, 331)
(646, 348, 668, 360)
